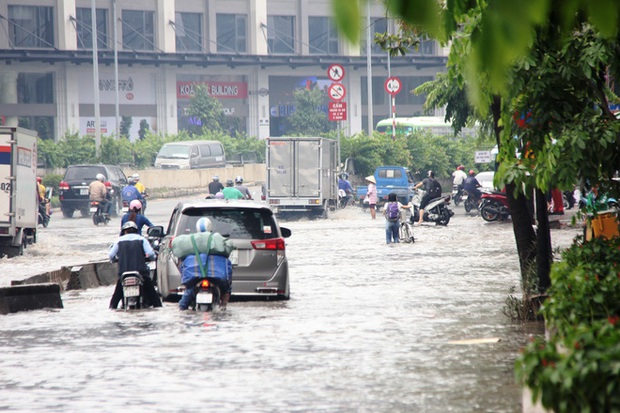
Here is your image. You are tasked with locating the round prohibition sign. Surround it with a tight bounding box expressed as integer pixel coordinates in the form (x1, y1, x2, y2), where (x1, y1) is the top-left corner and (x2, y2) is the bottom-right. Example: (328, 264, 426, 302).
(328, 83, 346, 101)
(327, 64, 345, 82)
(385, 76, 402, 96)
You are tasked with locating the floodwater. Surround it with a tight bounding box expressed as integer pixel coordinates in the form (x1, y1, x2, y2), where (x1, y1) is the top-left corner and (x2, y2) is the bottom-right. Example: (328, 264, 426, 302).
(0, 199, 581, 412)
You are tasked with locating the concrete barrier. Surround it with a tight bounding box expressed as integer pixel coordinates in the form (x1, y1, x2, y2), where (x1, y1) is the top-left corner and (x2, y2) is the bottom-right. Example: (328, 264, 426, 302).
(0, 283, 63, 315)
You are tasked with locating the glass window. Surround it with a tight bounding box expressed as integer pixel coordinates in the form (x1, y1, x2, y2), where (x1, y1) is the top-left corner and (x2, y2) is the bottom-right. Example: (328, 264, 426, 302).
(8, 5, 54, 48)
(199, 145, 211, 156)
(308, 16, 338, 55)
(122, 10, 155, 51)
(360, 17, 387, 55)
(17, 73, 54, 104)
(178, 208, 278, 240)
(216, 14, 247, 53)
(75, 8, 109, 49)
(175, 12, 203, 52)
(267, 15, 295, 54)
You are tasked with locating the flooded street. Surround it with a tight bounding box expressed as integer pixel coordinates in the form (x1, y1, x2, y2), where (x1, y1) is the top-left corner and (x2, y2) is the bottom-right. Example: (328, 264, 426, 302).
(0, 199, 580, 412)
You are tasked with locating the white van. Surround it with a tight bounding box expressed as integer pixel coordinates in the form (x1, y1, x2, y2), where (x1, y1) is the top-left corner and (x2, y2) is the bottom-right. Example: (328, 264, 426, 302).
(154, 140, 226, 169)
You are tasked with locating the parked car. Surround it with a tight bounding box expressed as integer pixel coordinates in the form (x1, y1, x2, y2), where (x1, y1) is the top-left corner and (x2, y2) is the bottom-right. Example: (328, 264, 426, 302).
(154, 199, 292, 301)
(59, 164, 128, 218)
(476, 171, 496, 190)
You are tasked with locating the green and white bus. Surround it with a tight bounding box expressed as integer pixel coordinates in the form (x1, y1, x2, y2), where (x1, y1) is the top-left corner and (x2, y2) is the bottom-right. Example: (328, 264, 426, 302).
(376, 116, 476, 137)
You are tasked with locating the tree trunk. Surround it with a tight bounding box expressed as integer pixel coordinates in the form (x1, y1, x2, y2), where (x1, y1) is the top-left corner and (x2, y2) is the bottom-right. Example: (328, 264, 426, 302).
(535, 189, 552, 292)
(506, 183, 537, 281)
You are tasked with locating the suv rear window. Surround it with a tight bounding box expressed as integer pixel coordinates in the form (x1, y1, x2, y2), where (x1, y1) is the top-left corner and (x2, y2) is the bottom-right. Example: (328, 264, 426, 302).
(176, 208, 278, 240)
(65, 166, 105, 181)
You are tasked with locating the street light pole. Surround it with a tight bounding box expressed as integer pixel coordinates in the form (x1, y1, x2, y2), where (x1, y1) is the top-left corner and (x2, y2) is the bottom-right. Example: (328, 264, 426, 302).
(91, 0, 101, 156)
(366, 1, 373, 135)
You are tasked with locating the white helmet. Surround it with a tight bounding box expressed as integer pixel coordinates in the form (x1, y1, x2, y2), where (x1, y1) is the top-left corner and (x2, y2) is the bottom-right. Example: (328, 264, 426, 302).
(235, 176, 243, 184)
(121, 221, 138, 233)
(212, 175, 220, 182)
(96, 173, 105, 182)
(196, 217, 213, 233)
(131, 173, 140, 181)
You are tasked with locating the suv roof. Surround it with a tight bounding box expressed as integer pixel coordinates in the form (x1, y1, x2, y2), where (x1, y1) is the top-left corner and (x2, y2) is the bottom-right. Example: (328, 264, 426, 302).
(63, 164, 127, 183)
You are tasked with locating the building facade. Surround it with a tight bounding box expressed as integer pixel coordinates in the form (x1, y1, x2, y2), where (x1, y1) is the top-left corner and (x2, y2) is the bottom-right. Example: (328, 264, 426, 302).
(0, 0, 447, 141)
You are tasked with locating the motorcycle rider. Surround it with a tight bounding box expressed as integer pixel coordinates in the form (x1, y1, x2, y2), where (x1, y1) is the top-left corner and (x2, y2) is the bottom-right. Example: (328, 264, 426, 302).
(37, 176, 51, 216)
(452, 165, 467, 200)
(89, 173, 112, 216)
(338, 172, 354, 207)
(208, 175, 224, 196)
(234, 176, 253, 199)
(463, 170, 482, 205)
(120, 199, 154, 235)
(108, 221, 162, 309)
(131, 173, 148, 210)
(413, 170, 442, 225)
(177, 217, 233, 310)
(223, 179, 245, 200)
(121, 177, 144, 206)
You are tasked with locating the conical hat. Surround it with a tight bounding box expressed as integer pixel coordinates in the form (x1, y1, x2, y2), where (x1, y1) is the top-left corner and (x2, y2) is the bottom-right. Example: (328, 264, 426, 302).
(365, 175, 376, 184)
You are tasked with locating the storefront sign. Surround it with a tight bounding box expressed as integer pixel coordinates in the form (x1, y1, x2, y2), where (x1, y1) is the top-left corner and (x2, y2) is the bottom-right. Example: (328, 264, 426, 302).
(176, 81, 248, 99)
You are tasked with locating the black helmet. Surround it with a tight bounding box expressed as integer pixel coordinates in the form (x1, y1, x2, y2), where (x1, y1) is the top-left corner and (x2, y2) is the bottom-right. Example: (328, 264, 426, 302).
(226, 179, 234, 187)
(427, 170, 434, 178)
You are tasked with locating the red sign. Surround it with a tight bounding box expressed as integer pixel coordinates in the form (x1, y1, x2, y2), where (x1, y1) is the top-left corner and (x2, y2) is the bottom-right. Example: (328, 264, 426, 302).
(384, 77, 402, 96)
(177, 81, 248, 99)
(327, 64, 345, 82)
(328, 83, 346, 101)
(328, 101, 347, 121)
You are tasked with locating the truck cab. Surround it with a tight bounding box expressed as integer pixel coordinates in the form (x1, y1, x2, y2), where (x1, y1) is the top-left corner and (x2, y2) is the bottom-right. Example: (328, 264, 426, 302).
(357, 166, 416, 206)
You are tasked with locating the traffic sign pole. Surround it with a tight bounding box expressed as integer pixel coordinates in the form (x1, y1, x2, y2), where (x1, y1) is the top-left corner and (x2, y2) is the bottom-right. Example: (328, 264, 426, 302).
(384, 76, 402, 141)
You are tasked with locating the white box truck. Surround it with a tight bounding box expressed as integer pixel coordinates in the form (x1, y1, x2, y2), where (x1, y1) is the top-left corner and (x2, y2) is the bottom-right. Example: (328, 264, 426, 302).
(266, 137, 338, 218)
(0, 127, 39, 258)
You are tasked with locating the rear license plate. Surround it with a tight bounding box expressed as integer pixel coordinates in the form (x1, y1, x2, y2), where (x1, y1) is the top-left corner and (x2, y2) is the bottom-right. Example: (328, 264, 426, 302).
(122, 207, 129, 213)
(196, 292, 213, 304)
(80, 189, 89, 195)
(123, 286, 140, 297)
(90, 207, 97, 213)
(229, 250, 238, 265)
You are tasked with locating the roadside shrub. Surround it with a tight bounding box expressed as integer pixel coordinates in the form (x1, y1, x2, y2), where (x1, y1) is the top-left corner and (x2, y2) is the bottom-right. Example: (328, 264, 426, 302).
(515, 236, 620, 412)
(41, 173, 63, 195)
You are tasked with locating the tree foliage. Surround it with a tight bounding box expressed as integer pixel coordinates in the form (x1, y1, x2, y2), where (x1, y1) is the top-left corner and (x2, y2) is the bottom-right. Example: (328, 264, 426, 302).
(187, 84, 226, 134)
(287, 88, 333, 136)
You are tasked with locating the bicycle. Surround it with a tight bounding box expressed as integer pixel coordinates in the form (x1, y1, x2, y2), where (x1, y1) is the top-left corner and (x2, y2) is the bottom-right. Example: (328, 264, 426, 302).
(399, 210, 415, 243)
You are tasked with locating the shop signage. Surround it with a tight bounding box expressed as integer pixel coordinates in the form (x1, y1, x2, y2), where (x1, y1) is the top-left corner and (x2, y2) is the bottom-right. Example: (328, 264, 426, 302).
(176, 81, 248, 99)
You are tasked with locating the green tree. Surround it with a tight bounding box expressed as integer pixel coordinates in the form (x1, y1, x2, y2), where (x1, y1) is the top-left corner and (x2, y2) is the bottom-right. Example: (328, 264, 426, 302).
(288, 88, 333, 135)
(120, 116, 132, 138)
(138, 119, 150, 140)
(187, 84, 226, 134)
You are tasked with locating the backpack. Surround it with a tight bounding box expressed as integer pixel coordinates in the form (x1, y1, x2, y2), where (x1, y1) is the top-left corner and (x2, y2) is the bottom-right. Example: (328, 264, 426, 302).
(429, 179, 442, 197)
(386, 202, 400, 221)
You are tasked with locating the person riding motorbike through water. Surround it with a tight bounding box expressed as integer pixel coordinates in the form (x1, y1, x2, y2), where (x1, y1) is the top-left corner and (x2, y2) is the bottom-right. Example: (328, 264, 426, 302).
(223, 179, 244, 200)
(452, 165, 467, 199)
(413, 170, 442, 225)
(234, 176, 253, 199)
(208, 175, 224, 196)
(463, 170, 482, 205)
(121, 176, 145, 207)
(338, 172, 354, 207)
(37, 177, 51, 216)
(120, 200, 154, 236)
(108, 221, 162, 309)
(131, 173, 148, 210)
(178, 217, 233, 310)
(89, 173, 112, 216)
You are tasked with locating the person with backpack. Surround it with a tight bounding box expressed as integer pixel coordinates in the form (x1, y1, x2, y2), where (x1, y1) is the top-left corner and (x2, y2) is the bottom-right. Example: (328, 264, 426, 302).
(382, 192, 411, 244)
(413, 170, 442, 225)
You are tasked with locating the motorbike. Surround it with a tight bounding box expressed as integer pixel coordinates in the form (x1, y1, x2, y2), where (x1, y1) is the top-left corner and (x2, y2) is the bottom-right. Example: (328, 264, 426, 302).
(91, 201, 111, 225)
(121, 200, 130, 214)
(451, 185, 464, 206)
(479, 190, 510, 222)
(121, 271, 145, 310)
(463, 190, 482, 213)
(399, 209, 415, 243)
(338, 189, 356, 208)
(411, 189, 454, 226)
(184, 277, 222, 312)
(38, 202, 50, 227)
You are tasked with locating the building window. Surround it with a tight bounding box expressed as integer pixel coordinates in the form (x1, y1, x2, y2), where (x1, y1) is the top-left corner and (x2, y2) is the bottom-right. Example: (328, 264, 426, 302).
(17, 73, 54, 104)
(174, 12, 203, 52)
(216, 14, 247, 53)
(75, 8, 109, 49)
(267, 15, 295, 54)
(8, 6, 54, 48)
(122, 10, 155, 51)
(361, 17, 388, 55)
(308, 16, 338, 55)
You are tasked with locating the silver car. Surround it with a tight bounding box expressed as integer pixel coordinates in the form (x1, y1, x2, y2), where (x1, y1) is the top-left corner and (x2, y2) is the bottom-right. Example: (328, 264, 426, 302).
(154, 199, 291, 301)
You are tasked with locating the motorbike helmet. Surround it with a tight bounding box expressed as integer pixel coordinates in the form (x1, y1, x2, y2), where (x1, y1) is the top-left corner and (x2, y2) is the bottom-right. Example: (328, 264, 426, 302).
(131, 173, 140, 181)
(36, 177, 42, 183)
(96, 173, 105, 182)
(469, 170, 475, 176)
(226, 179, 234, 187)
(458, 165, 465, 171)
(212, 175, 220, 182)
(339, 172, 349, 180)
(129, 199, 142, 211)
(196, 217, 213, 233)
(235, 176, 243, 184)
(427, 170, 434, 178)
(121, 221, 138, 233)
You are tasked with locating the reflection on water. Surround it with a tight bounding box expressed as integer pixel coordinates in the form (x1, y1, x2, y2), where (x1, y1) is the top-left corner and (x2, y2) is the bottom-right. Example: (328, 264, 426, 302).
(0, 207, 579, 412)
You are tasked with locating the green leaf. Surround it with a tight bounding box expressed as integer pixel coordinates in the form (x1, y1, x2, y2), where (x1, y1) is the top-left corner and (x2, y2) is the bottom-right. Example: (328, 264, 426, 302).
(332, 0, 360, 43)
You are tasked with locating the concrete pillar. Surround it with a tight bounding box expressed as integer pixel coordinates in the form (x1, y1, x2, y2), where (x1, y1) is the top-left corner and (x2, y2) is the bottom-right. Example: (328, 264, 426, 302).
(156, 67, 178, 135)
(346, 69, 363, 135)
(156, 0, 176, 53)
(56, 0, 77, 50)
(248, 70, 270, 139)
(55, 64, 80, 140)
(0, 71, 18, 127)
(249, 0, 267, 55)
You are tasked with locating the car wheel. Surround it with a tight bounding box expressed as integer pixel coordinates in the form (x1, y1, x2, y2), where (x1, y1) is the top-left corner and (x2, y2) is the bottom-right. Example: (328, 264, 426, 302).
(62, 208, 74, 218)
(80, 208, 90, 218)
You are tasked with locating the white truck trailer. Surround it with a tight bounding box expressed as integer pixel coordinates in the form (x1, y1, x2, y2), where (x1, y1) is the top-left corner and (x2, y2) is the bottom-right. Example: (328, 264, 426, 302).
(0, 127, 39, 258)
(266, 137, 338, 218)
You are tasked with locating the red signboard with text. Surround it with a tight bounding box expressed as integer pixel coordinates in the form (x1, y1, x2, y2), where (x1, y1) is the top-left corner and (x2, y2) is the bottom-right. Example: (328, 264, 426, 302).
(328, 101, 347, 121)
(177, 81, 248, 99)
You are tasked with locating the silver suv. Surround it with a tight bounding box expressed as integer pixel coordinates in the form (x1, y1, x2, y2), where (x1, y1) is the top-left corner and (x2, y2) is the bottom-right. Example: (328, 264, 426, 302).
(154, 199, 291, 301)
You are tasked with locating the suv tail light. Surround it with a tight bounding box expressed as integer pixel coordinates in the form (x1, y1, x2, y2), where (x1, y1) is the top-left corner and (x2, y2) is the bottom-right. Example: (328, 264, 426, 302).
(59, 181, 70, 190)
(251, 238, 285, 250)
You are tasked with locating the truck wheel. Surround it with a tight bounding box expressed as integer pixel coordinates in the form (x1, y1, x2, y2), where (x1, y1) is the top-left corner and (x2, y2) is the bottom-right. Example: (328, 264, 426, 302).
(62, 208, 74, 218)
(111, 196, 120, 217)
(80, 208, 90, 218)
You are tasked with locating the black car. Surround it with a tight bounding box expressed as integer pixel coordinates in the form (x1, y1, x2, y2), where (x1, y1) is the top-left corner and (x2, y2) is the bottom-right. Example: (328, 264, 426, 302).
(59, 164, 128, 218)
